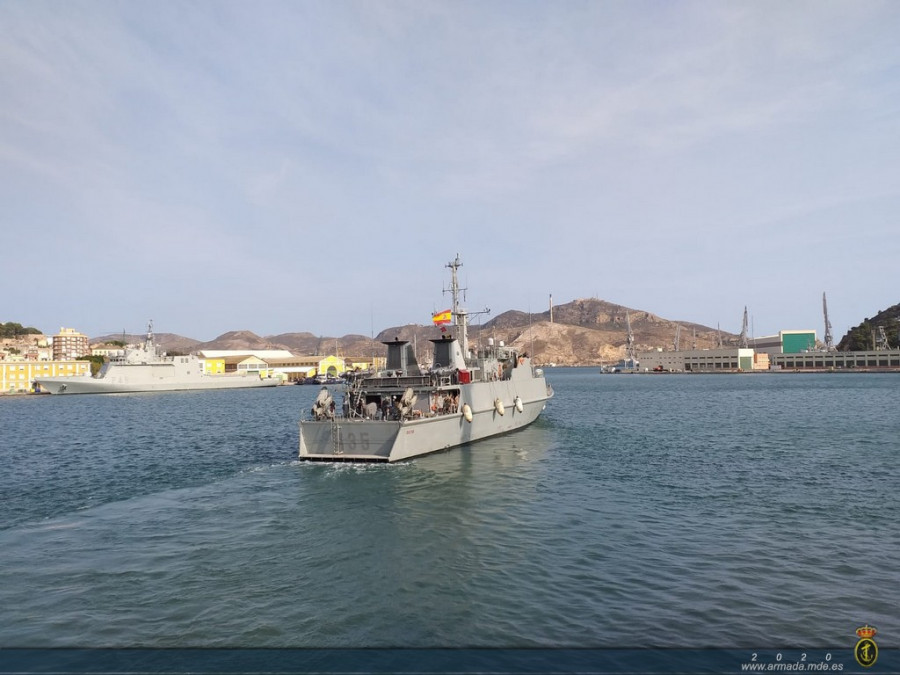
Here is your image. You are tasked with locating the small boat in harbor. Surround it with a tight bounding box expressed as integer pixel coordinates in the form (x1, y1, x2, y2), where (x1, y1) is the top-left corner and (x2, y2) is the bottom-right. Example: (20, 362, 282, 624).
(34, 323, 280, 395)
(298, 255, 554, 462)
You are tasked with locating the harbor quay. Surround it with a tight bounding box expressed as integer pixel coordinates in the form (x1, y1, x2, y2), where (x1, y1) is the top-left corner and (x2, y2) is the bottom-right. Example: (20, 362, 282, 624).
(636, 347, 900, 373)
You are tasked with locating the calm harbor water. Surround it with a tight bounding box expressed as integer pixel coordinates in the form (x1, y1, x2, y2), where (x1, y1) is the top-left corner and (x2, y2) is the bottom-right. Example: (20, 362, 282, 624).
(1, 370, 898, 669)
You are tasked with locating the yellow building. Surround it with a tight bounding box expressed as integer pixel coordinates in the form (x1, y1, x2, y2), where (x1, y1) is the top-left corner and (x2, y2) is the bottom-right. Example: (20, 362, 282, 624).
(223, 355, 271, 376)
(202, 358, 225, 375)
(1, 360, 91, 393)
(253, 354, 384, 383)
(315, 355, 345, 378)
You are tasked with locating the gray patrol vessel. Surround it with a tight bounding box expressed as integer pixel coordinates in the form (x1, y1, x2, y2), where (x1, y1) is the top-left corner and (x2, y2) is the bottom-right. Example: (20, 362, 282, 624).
(299, 255, 553, 462)
(35, 322, 280, 395)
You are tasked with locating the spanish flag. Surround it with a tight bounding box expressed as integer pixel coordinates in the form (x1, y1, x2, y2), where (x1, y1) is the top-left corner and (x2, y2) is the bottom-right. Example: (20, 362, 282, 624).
(432, 309, 452, 326)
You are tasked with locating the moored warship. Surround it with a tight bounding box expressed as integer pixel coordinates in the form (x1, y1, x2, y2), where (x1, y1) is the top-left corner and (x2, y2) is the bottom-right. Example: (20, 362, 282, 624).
(34, 323, 280, 395)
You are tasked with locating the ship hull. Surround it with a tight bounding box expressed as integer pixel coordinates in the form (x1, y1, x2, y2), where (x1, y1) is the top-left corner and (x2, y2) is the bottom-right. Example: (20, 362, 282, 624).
(34, 374, 279, 395)
(299, 377, 551, 463)
(34, 322, 281, 395)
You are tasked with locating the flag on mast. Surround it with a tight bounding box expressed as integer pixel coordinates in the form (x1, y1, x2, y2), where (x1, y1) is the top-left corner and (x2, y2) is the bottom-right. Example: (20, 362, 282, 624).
(432, 309, 452, 326)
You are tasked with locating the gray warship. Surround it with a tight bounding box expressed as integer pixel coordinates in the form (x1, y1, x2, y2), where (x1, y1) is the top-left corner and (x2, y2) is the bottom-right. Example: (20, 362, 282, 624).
(34, 322, 280, 395)
(298, 255, 553, 462)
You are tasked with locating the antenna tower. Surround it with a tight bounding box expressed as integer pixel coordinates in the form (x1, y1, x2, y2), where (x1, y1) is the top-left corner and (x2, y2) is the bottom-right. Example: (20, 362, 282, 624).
(739, 307, 749, 348)
(673, 325, 681, 352)
(625, 312, 636, 366)
(876, 326, 890, 351)
(822, 292, 835, 351)
(443, 254, 489, 357)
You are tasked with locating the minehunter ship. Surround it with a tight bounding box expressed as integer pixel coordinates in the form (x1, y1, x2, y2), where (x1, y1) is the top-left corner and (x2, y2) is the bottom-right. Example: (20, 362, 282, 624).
(34, 323, 280, 395)
(298, 255, 553, 462)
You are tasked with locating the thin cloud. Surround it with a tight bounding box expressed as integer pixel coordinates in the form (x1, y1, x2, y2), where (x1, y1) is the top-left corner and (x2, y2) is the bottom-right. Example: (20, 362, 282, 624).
(2, 1, 899, 339)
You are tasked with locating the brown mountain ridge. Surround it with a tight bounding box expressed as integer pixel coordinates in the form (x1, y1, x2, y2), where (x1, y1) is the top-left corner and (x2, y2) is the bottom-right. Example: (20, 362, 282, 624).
(93, 298, 732, 366)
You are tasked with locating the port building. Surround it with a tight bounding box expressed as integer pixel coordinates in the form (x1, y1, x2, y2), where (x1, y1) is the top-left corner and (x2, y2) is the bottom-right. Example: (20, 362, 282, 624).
(2, 360, 91, 393)
(637, 348, 768, 372)
(196, 350, 383, 383)
(771, 349, 900, 370)
(749, 330, 817, 355)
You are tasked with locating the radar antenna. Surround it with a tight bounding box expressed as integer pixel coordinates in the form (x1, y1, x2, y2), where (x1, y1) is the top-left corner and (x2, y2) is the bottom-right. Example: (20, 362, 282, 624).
(822, 292, 835, 351)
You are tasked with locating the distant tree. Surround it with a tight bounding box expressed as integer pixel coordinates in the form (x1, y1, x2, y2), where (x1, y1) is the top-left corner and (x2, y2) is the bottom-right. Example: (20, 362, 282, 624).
(0, 322, 42, 338)
(837, 303, 900, 350)
(77, 354, 106, 376)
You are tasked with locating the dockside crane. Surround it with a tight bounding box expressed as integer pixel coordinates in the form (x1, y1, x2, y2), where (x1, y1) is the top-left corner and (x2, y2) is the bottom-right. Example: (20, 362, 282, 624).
(823, 292, 835, 351)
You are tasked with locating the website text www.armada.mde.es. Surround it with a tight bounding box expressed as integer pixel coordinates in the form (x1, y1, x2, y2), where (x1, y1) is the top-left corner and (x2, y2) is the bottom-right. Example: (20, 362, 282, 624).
(741, 657, 843, 671)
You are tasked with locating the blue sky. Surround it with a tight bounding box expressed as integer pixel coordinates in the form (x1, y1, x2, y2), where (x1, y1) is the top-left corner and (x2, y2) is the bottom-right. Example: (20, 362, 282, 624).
(3, 1, 898, 342)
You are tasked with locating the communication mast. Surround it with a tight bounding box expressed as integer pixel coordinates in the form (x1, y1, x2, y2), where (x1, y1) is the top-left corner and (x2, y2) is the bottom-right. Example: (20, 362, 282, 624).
(823, 292, 835, 351)
(739, 307, 749, 348)
(673, 324, 681, 352)
(625, 312, 636, 366)
(443, 254, 489, 357)
(875, 326, 890, 351)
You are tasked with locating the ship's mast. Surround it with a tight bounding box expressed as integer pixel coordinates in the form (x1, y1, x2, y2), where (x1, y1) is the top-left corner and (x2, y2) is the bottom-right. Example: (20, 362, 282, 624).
(823, 292, 834, 351)
(446, 254, 468, 356)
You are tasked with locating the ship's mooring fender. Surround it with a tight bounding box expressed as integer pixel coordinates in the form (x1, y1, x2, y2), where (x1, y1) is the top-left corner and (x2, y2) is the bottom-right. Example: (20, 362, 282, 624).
(462, 403, 473, 423)
(514, 396, 524, 413)
(494, 398, 505, 416)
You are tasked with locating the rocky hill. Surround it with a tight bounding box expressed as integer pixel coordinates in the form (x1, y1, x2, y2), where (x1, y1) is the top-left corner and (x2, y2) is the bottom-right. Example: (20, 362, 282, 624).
(91, 332, 201, 355)
(65, 297, 900, 363)
(837, 303, 900, 350)
(482, 298, 725, 365)
(192, 331, 284, 352)
(90, 298, 734, 365)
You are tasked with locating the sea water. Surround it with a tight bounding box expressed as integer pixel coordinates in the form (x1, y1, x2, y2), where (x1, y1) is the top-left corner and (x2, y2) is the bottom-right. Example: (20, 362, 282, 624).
(1, 371, 898, 670)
